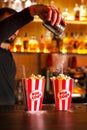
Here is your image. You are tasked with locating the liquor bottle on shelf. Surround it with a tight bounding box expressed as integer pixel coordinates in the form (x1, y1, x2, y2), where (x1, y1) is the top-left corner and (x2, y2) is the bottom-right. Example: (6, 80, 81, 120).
(68, 32, 74, 53)
(80, 0, 87, 20)
(39, 34, 45, 52)
(14, 36, 23, 52)
(78, 32, 85, 53)
(8, 0, 14, 9)
(84, 33, 87, 50)
(13, 0, 23, 12)
(80, 33, 87, 54)
(50, 0, 56, 7)
(29, 35, 39, 52)
(44, 30, 52, 52)
(73, 3, 80, 21)
(72, 32, 79, 53)
(51, 34, 59, 52)
(25, 0, 32, 8)
(62, 8, 70, 20)
(22, 32, 29, 52)
(31, 0, 37, 5)
(2, 0, 8, 7)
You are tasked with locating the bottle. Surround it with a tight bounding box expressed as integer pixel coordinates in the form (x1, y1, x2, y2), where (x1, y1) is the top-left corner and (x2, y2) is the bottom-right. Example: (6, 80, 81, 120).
(39, 34, 45, 52)
(84, 33, 87, 50)
(3, 0, 8, 7)
(62, 8, 69, 20)
(68, 32, 74, 53)
(80, 0, 86, 20)
(72, 32, 79, 53)
(74, 3, 80, 20)
(8, 0, 14, 9)
(50, 0, 55, 7)
(52, 34, 59, 52)
(31, 0, 37, 5)
(78, 32, 84, 53)
(22, 32, 29, 52)
(29, 35, 39, 52)
(13, 0, 23, 12)
(25, 0, 31, 8)
(15, 36, 22, 52)
(44, 30, 52, 52)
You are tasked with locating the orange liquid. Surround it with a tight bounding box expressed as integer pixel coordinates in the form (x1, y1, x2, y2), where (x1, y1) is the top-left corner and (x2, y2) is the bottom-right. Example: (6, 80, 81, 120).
(16, 45, 21, 52)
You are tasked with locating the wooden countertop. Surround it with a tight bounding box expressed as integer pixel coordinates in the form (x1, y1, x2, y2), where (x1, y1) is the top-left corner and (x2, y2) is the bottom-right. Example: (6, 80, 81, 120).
(0, 104, 87, 130)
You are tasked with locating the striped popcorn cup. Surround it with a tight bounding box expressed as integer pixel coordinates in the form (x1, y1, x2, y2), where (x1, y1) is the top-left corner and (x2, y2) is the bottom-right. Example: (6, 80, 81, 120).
(51, 75, 73, 111)
(22, 77, 45, 111)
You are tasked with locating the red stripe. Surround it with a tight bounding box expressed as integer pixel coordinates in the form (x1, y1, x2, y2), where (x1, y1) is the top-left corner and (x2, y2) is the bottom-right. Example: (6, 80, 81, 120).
(27, 79, 32, 111)
(25, 79, 29, 110)
(35, 79, 39, 90)
(55, 79, 59, 110)
(62, 79, 66, 89)
(39, 79, 45, 110)
(39, 79, 42, 110)
(68, 79, 73, 110)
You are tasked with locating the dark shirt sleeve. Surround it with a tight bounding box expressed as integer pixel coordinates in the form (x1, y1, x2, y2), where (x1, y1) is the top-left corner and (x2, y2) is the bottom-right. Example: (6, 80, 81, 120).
(0, 8, 34, 44)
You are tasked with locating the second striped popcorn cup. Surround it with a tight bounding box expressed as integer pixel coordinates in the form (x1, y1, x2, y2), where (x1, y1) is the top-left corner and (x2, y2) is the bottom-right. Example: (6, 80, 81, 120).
(51, 74, 73, 111)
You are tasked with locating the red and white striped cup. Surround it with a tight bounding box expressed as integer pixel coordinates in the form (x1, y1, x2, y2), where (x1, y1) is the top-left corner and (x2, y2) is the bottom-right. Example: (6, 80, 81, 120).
(52, 78, 73, 110)
(22, 78, 45, 111)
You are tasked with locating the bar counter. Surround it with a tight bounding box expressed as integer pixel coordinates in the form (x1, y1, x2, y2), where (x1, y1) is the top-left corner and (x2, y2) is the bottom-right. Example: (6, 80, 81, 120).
(0, 104, 87, 130)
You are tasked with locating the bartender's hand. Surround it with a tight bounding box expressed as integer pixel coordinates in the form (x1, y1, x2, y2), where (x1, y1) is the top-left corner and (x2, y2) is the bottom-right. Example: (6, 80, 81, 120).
(29, 4, 66, 27)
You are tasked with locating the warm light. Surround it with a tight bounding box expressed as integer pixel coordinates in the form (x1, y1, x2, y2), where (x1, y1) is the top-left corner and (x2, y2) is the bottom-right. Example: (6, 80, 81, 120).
(77, 49, 87, 54)
(72, 49, 77, 54)
(13, 46, 16, 52)
(14, 37, 22, 52)
(43, 47, 50, 53)
(21, 46, 24, 52)
(67, 15, 74, 20)
(29, 36, 39, 52)
(60, 47, 67, 53)
(72, 93, 81, 97)
(36, 48, 40, 53)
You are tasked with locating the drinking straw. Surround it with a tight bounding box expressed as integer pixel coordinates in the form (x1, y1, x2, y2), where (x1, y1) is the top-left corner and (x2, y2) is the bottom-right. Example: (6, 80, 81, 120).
(22, 65, 26, 78)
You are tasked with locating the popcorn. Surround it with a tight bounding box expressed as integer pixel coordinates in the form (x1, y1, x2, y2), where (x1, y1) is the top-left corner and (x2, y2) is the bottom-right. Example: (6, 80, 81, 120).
(29, 74, 45, 79)
(51, 74, 71, 80)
